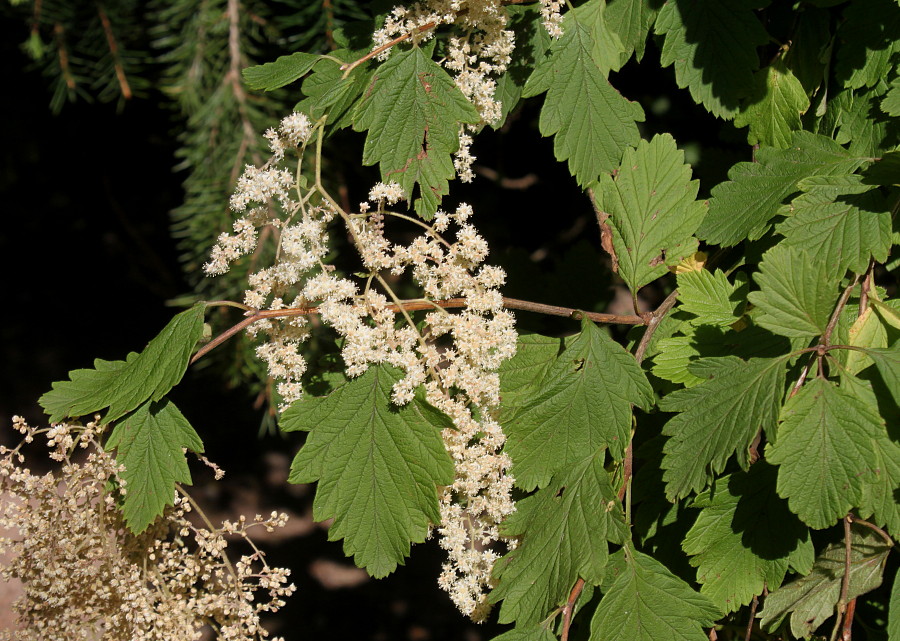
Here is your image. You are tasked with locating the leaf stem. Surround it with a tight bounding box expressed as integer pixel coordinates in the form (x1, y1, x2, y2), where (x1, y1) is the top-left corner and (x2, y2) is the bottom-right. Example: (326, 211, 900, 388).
(744, 594, 758, 641)
(830, 514, 853, 641)
(849, 513, 894, 547)
(560, 577, 585, 641)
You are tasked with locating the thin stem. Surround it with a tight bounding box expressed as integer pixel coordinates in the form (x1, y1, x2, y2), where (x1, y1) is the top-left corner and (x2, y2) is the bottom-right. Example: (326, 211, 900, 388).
(341, 22, 438, 77)
(831, 515, 854, 641)
(849, 514, 894, 547)
(205, 300, 253, 312)
(842, 598, 856, 641)
(560, 578, 586, 641)
(635, 289, 679, 364)
(175, 484, 239, 585)
(745, 594, 759, 641)
(823, 274, 862, 347)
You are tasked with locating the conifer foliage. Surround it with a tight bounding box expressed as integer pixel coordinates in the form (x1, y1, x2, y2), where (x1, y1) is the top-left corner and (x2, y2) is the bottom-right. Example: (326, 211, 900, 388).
(6, 0, 900, 639)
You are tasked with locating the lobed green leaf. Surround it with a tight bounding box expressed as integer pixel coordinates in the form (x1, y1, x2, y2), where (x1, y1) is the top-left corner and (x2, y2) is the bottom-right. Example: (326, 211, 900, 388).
(523, 13, 643, 186)
(590, 547, 720, 641)
(491, 451, 626, 625)
(281, 364, 454, 578)
(39, 303, 206, 423)
(243, 52, 321, 91)
(352, 46, 480, 219)
(106, 398, 204, 533)
(504, 316, 653, 490)
(660, 356, 787, 501)
(594, 134, 707, 293)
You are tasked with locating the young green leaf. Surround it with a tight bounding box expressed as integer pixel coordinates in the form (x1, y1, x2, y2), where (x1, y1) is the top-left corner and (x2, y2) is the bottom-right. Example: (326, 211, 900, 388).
(39, 303, 206, 423)
(242, 52, 321, 91)
(281, 364, 454, 578)
(733, 60, 810, 149)
(590, 547, 720, 641)
(523, 14, 643, 186)
(759, 525, 891, 638)
(594, 134, 707, 293)
(699, 132, 866, 246)
(655, 0, 769, 119)
(867, 341, 900, 406)
(660, 356, 787, 501)
(776, 179, 891, 275)
(677, 269, 746, 327)
(767, 379, 882, 529)
(682, 465, 813, 614)
(652, 335, 708, 387)
(352, 46, 481, 219)
(491, 451, 627, 626)
(106, 398, 204, 533)
(504, 316, 653, 490)
(834, 82, 900, 156)
(747, 244, 843, 339)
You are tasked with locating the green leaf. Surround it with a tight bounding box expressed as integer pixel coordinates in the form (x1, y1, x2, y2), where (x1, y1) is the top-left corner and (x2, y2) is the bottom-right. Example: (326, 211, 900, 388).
(498, 333, 562, 416)
(734, 60, 810, 149)
(523, 15, 643, 186)
(683, 465, 813, 614)
(590, 547, 719, 641)
(868, 340, 900, 407)
(106, 398, 204, 533)
(776, 183, 891, 275)
(835, 0, 900, 90)
(490, 626, 557, 641)
(677, 269, 746, 327)
(594, 134, 707, 292)
(889, 566, 900, 640)
(655, 0, 769, 119)
(604, 0, 660, 64)
(352, 46, 481, 219)
(660, 356, 787, 501)
(651, 335, 708, 387)
(747, 244, 842, 339)
(760, 524, 891, 638)
(491, 451, 627, 625)
(572, 0, 627, 74)
(767, 379, 882, 529)
(242, 52, 321, 91)
(504, 316, 654, 490)
(883, 77, 900, 116)
(834, 82, 900, 156)
(39, 303, 206, 423)
(493, 5, 551, 128)
(281, 364, 454, 578)
(860, 431, 900, 540)
(298, 50, 373, 130)
(699, 131, 866, 246)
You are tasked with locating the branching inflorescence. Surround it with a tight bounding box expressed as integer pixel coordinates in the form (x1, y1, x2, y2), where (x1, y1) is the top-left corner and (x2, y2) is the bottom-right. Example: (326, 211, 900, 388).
(0, 417, 294, 641)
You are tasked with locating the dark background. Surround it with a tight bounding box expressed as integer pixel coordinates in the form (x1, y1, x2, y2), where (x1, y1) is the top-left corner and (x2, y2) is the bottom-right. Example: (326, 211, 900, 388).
(0, 7, 749, 639)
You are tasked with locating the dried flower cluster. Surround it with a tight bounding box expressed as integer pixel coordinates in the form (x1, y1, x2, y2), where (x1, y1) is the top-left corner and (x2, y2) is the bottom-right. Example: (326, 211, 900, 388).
(206, 98, 518, 617)
(0, 417, 295, 640)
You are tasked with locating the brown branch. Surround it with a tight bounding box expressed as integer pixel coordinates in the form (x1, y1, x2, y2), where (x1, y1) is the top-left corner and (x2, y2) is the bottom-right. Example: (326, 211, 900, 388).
(745, 594, 759, 641)
(96, 3, 132, 100)
(842, 598, 856, 641)
(54, 23, 76, 90)
(635, 289, 679, 364)
(560, 578, 585, 641)
(831, 515, 854, 641)
(823, 274, 862, 347)
(191, 297, 647, 365)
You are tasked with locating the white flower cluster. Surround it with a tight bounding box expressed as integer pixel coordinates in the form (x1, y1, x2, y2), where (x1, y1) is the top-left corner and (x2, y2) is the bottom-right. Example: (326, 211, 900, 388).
(205, 112, 334, 406)
(207, 103, 519, 619)
(540, 0, 565, 38)
(0, 417, 295, 641)
(374, 1, 515, 181)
